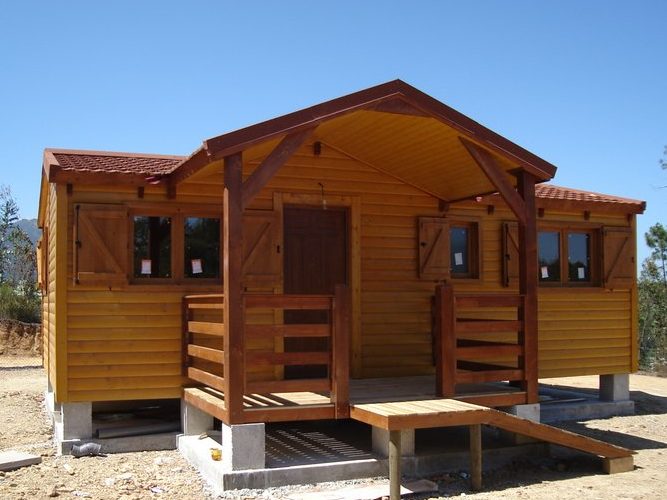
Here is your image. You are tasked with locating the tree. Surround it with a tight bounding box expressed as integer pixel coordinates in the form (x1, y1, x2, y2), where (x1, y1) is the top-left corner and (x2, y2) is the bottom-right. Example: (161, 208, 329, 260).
(639, 222, 667, 371)
(645, 222, 667, 284)
(0, 185, 20, 283)
(0, 185, 40, 323)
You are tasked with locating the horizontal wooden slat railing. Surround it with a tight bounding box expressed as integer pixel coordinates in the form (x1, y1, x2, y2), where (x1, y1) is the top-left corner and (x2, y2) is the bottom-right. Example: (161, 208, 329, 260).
(182, 285, 351, 424)
(244, 285, 351, 421)
(434, 284, 528, 405)
(182, 294, 225, 393)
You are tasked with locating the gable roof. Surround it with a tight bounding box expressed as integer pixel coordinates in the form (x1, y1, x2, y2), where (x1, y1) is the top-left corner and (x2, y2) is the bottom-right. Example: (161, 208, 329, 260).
(169, 80, 558, 196)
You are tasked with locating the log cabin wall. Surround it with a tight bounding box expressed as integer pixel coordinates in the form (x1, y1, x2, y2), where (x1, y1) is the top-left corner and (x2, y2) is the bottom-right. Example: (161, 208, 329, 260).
(44, 142, 638, 403)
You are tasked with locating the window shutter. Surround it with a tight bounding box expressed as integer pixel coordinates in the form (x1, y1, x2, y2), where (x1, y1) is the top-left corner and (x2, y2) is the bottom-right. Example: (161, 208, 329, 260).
(36, 230, 47, 291)
(243, 209, 281, 287)
(74, 204, 128, 286)
(418, 217, 450, 280)
(502, 222, 519, 287)
(602, 226, 635, 289)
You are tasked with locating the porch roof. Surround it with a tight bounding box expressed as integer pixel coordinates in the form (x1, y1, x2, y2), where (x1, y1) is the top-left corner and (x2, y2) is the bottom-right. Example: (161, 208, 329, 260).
(170, 80, 558, 203)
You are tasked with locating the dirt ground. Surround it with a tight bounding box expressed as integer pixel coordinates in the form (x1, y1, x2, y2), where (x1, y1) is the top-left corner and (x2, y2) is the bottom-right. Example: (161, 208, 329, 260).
(0, 353, 666, 499)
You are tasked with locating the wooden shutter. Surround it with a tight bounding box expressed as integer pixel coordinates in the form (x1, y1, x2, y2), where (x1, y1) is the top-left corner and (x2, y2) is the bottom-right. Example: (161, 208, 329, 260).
(418, 217, 450, 280)
(243, 209, 281, 287)
(502, 222, 519, 287)
(36, 229, 47, 291)
(602, 226, 635, 289)
(74, 204, 128, 286)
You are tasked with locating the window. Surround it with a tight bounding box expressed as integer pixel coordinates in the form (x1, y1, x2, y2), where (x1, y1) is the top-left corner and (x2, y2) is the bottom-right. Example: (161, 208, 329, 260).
(538, 231, 560, 282)
(450, 222, 480, 279)
(130, 211, 221, 283)
(538, 227, 597, 285)
(417, 217, 481, 281)
(184, 217, 220, 279)
(133, 216, 172, 278)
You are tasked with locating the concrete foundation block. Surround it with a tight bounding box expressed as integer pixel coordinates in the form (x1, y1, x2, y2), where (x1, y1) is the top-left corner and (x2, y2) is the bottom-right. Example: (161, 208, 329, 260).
(372, 427, 415, 457)
(55, 402, 93, 441)
(600, 374, 630, 402)
(603, 455, 634, 474)
(181, 400, 214, 435)
(507, 403, 541, 422)
(222, 422, 265, 471)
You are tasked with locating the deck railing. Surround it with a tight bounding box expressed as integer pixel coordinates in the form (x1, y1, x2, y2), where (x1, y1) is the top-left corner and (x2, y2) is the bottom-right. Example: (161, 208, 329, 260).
(434, 284, 529, 403)
(182, 285, 350, 423)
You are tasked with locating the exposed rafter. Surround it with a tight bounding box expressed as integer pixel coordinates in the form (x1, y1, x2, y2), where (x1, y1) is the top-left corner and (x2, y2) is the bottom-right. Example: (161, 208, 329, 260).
(460, 137, 526, 224)
(241, 127, 316, 210)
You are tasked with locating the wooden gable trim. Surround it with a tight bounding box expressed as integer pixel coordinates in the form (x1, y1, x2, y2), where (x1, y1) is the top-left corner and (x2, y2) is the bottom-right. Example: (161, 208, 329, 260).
(241, 127, 316, 210)
(460, 138, 527, 224)
(170, 80, 557, 185)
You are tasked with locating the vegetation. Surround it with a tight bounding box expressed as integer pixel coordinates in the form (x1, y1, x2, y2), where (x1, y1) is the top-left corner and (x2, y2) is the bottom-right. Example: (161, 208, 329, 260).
(638, 222, 667, 372)
(0, 185, 40, 323)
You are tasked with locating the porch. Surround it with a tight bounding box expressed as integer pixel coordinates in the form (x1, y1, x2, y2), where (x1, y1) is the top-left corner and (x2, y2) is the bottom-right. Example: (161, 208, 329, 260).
(182, 285, 534, 426)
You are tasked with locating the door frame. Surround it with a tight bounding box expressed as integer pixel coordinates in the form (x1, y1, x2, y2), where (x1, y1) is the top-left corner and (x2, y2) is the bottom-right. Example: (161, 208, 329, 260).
(274, 192, 362, 378)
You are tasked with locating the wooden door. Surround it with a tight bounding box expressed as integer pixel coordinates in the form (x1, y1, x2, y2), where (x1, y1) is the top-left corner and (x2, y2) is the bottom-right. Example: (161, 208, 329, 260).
(283, 207, 348, 379)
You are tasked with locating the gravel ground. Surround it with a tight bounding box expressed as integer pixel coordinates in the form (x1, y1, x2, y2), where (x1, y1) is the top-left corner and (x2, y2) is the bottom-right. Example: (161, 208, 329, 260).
(1, 353, 666, 499)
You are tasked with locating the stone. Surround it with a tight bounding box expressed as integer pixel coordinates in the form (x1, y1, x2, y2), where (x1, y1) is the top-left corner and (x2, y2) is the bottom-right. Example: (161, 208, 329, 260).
(0, 451, 42, 472)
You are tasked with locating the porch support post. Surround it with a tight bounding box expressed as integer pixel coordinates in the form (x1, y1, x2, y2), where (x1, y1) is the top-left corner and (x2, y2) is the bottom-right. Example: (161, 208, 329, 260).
(224, 152, 245, 424)
(435, 283, 456, 397)
(332, 284, 351, 418)
(516, 170, 539, 404)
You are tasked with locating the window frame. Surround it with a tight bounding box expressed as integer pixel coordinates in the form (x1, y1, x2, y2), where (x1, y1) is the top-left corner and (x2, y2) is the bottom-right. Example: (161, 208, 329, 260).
(537, 223, 601, 287)
(128, 205, 222, 285)
(448, 217, 482, 281)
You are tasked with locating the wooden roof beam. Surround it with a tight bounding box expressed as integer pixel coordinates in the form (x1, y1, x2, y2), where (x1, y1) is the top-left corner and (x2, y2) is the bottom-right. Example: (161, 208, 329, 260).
(460, 137, 526, 224)
(241, 127, 315, 210)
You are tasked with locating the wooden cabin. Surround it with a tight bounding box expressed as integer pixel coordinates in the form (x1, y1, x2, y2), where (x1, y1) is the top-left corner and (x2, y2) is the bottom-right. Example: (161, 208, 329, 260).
(37, 81, 644, 455)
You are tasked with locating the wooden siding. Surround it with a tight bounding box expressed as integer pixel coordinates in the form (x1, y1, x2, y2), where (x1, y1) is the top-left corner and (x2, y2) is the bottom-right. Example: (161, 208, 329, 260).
(44, 141, 638, 402)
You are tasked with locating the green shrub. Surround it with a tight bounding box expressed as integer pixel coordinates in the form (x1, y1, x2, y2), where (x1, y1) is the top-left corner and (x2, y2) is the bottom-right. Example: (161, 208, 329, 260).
(0, 283, 40, 324)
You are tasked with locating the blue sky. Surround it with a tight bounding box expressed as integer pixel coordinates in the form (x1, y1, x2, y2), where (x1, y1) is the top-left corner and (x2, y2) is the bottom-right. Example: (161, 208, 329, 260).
(1, 1, 665, 264)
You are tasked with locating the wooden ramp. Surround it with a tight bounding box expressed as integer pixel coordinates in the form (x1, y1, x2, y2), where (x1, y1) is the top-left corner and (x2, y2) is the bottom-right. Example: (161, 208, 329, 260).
(351, 399, 634, 499)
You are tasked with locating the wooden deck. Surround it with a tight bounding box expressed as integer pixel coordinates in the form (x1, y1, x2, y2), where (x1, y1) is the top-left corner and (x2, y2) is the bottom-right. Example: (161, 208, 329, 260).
(349, 398, 635, 499)
(183, 375, 527, 424)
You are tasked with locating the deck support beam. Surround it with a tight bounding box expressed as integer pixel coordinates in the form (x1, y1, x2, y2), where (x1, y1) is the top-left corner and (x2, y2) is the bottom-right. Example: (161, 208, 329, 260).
(469, 424, 482, 491)
(223, 152, 245, 424)
(388, 429, 401, 500)
(516, 170, 539, 403)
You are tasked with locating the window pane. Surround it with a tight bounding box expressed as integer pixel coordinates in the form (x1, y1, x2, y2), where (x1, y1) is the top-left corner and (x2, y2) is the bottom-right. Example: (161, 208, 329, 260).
(450, 226, 469, 274)
(538, 231, 560, 281)
(568, 232, 590, 282)
(133, 216, 171, 278)
(184, 217, 220, 279)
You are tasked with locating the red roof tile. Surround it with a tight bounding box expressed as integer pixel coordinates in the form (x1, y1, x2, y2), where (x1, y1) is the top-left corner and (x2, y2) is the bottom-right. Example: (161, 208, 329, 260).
(535, 183, 645, 210)
(47, 149, 185, 177)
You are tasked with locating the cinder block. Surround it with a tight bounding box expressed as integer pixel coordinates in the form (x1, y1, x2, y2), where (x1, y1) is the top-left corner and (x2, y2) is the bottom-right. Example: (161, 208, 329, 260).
(222, 422, 265, 471)
(181, 400, 214, 435)
(372, 427, 415, 457)
(600, 374, 630, 402)
(603, 456, 634, 474)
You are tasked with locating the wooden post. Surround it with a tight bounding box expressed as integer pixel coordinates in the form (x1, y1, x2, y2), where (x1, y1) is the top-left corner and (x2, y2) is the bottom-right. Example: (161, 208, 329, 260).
(469, 424, 482, 491)
(181, 297, 190, 377)
(223, 153, 245, 424)
(389, 429, 401, 500)
(332, 284, 351, 418)
(516, 171, 539, 403)
(435, 284, 456, 397)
